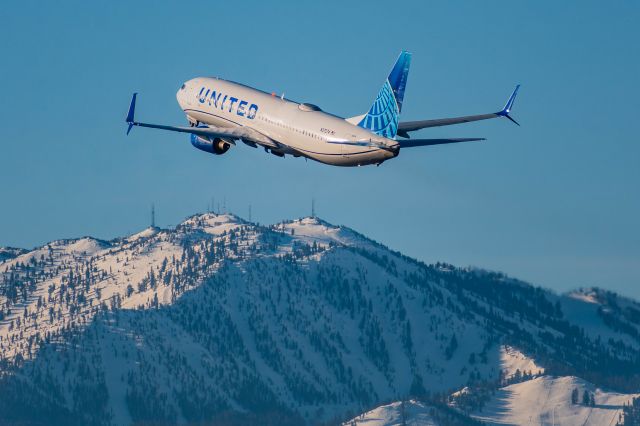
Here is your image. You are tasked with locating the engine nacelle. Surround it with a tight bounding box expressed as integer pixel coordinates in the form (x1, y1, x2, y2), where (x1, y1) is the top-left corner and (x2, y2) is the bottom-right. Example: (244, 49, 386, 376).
(190, 134, 231, 155)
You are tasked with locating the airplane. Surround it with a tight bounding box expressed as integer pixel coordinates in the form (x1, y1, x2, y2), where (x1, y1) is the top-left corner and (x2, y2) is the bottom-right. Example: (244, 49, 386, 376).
(125, 51, 520, 167)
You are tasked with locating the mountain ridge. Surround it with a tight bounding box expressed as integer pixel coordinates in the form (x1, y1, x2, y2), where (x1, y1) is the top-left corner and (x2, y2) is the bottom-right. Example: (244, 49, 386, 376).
(1, 212, 639, 425)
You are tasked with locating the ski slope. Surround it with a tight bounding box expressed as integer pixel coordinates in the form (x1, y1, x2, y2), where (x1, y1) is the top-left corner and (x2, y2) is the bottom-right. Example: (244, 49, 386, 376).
(472, 375, 637, 426)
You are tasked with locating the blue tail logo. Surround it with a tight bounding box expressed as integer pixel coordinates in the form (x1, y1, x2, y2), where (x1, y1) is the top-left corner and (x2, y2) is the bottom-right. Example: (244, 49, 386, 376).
(358, 51, 411, 139)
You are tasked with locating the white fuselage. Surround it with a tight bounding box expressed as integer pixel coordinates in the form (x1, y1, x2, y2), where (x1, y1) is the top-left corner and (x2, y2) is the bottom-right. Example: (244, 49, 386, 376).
(176, 78, 397, 166)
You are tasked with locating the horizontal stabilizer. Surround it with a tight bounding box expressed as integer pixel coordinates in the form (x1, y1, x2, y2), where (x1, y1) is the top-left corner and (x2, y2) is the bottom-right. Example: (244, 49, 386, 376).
(398, 138, 485, 148)
(327, 137, 484, 150)
(327, 139, 397, 152)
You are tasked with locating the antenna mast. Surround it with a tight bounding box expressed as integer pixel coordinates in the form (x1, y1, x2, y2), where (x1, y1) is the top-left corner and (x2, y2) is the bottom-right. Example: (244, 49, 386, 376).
(311, 198, 316, 218)
(151, 203, 156, 228)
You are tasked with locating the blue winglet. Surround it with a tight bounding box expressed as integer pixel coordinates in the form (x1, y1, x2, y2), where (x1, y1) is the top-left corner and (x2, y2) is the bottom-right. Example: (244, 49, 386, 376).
(126, 93, 137, 135)
(497, 85, 520, 126)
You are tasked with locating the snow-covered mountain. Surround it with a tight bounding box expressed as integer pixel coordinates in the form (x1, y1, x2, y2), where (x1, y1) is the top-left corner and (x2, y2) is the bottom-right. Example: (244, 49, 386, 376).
(1, 213, 639, 425)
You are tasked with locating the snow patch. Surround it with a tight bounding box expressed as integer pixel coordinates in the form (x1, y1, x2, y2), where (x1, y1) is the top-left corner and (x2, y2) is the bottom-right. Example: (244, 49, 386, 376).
(278, 217, 370, 249)
(125, 226, 160, 243)
(500, 345, 544, 378)
(180, 213, 245, 236)
(568, 289, 601, 305)
(343, 400, 436, 426)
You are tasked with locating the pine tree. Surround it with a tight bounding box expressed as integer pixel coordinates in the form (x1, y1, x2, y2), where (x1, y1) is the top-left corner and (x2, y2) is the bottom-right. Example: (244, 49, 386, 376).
(513, 369, 522, 383)
(445, 333, 458, 360)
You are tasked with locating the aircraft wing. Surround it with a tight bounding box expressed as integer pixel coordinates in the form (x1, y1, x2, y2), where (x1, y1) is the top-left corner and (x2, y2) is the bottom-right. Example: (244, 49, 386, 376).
(396, 85, 520, 138)
(125, 93, 279, 148)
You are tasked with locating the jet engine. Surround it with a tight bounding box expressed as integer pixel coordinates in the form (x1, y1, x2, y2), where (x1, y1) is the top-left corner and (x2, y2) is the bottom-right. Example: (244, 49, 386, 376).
(190, 134, 232, 155)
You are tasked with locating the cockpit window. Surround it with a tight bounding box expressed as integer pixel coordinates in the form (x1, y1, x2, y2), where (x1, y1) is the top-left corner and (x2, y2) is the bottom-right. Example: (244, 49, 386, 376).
(180, 84, 186, 90)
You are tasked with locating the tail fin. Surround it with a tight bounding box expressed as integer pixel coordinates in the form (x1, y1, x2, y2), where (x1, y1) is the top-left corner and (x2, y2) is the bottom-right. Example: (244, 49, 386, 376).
(358, 51, 411, 139)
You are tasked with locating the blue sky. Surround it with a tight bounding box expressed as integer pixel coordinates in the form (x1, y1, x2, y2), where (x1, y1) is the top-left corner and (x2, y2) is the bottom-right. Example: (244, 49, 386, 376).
(1, 1, 638, 297)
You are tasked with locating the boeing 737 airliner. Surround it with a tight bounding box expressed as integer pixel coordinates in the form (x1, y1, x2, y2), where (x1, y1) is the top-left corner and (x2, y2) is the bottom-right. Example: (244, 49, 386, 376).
(125, 51, 520, 167)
